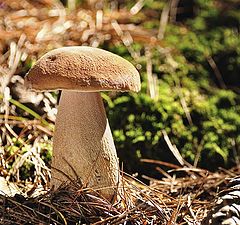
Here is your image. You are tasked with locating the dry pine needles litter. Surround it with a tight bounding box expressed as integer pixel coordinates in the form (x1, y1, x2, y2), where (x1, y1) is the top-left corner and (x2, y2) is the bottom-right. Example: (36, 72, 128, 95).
(0, 166, 240, 225)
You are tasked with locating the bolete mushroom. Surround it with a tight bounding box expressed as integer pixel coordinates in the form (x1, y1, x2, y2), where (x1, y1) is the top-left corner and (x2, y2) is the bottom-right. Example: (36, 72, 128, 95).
(25, 46, 141, 201)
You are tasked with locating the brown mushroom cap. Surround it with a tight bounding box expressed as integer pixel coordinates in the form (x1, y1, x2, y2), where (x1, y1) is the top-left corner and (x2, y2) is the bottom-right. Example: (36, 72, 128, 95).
(25, 46, 141, 92)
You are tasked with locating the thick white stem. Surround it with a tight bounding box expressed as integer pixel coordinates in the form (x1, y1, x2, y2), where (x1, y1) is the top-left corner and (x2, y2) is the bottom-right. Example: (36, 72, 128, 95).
(51, 90, 119, 201)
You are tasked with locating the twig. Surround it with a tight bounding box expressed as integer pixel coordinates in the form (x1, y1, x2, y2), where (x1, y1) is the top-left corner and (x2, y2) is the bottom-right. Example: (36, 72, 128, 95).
(207, 55, 227, 89)
(156, 166, 172, 179)
(130, 0, 145, 15)
(193, 139, 204, 168)
(169, 0, 180, 23)
(162, 129, 192, 167)
(158, 1, 171, 40)
(145, 46, 158, 99)
(141, 158, 181, 169)
(176, 86, 193, 126)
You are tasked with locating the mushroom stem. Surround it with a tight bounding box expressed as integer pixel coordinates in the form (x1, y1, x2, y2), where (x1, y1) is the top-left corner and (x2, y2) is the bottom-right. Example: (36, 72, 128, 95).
(51, 90, 119, 201)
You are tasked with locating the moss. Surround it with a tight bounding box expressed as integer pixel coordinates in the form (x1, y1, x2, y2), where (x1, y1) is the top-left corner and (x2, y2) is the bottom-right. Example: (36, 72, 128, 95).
(105, 0, 240, 178)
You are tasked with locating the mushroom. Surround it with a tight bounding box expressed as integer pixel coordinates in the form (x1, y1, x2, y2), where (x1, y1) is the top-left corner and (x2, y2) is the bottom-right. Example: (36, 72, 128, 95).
(25, 46, 141, 201)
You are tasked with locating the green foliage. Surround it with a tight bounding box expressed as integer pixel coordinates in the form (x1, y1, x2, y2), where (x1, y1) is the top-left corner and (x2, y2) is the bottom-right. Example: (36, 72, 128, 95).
(105, 0, 240, 177)
(107, 81, 240, 177)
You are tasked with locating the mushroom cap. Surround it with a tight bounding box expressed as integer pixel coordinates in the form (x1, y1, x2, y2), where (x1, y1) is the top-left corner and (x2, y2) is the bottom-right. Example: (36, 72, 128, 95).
(25, 46, 141, 92)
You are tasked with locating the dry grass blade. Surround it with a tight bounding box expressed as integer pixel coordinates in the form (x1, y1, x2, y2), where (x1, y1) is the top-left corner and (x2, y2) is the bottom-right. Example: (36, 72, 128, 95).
(162, 130, 192, 167)
(158, 1, 170, 40)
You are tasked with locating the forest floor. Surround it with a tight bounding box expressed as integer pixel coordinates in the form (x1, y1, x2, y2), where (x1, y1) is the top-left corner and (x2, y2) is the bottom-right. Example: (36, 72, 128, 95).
(0, 1, 239, 224)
